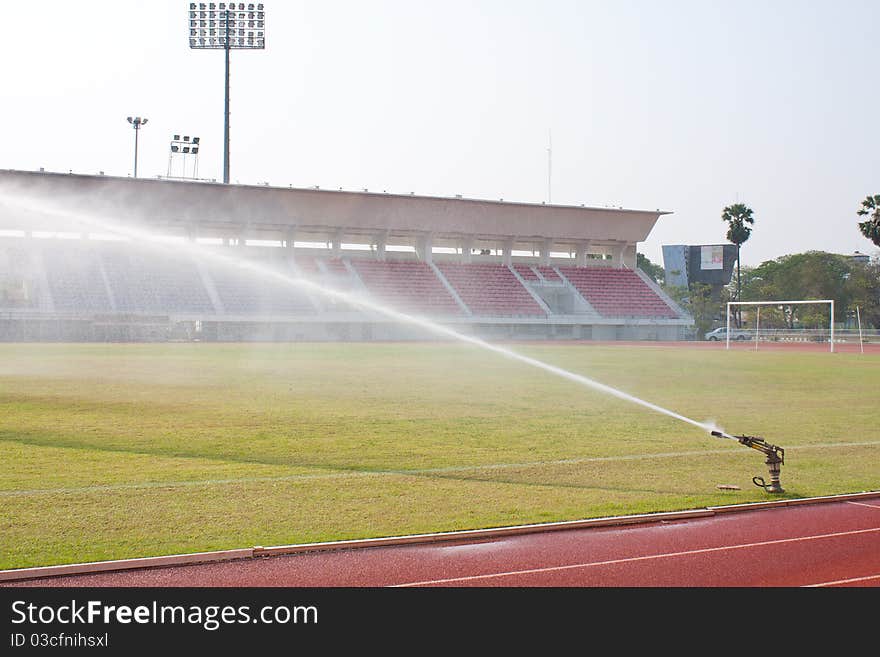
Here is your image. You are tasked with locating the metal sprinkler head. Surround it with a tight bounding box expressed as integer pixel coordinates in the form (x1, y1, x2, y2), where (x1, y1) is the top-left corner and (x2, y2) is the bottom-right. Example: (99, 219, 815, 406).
(711, 431, 785, 494)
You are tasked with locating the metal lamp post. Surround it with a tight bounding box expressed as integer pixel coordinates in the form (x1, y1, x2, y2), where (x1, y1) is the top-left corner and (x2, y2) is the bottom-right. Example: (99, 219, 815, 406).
(126, 116, 148, 178)
(168, 135, 201, 179)
(188, 2, 266, 184)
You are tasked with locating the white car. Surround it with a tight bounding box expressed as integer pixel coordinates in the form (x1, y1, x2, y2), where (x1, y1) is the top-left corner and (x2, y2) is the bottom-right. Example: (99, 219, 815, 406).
(705, 327, 750, 341)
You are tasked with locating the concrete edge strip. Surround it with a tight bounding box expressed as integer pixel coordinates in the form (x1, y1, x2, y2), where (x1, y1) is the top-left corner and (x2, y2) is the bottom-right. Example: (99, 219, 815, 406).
(2, 490, 877, 583)
(0, 549, 253, 584)
(707, 490, 880, 513)
(252, 508, 717, 557)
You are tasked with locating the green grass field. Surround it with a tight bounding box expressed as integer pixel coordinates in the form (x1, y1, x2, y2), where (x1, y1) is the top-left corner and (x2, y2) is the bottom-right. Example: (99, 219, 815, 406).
(1, 341, 878, 570)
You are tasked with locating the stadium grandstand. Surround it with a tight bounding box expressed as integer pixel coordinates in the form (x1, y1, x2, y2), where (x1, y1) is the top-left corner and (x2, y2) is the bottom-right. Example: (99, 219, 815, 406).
(0, 169, 692, 342)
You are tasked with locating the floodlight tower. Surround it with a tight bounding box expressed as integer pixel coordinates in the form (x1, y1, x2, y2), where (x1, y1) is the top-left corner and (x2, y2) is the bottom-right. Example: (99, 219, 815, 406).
(188, 2, 266, 184)
(126, 116, 149, 178)
(168, 135, 201, 179)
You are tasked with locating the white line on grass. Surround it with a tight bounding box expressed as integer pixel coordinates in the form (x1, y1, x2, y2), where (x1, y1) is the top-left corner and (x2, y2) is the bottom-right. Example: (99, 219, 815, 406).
(391, 527, 880, 586)
(2, 440, 879, 497)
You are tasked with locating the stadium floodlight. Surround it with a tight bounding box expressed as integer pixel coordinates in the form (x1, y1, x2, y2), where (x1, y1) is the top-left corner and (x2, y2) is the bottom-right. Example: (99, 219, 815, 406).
(126, 116, 148, 178)
(188, 2, 266, 185)
(168, 134, 201, 179)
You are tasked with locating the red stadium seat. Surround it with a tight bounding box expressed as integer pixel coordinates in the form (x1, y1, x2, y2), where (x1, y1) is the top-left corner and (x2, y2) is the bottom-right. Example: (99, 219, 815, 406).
(436, 263, 545, 317)
(558, 267, 678, 318)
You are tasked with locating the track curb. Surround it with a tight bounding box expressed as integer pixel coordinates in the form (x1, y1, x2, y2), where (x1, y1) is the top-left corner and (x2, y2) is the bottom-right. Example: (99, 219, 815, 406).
(2, 490, 878, 584)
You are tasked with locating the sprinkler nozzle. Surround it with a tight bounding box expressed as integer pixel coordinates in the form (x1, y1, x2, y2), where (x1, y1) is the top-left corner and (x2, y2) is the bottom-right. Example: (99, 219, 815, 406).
(710, 430, 785, 494)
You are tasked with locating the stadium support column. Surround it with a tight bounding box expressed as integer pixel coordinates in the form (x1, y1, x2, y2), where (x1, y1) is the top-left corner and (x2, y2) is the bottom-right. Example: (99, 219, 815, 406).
(622, 243, 637, 269)
(285, 227, 297, 263)
(417, 233, 434, 264)
(502, 237, 514, 265)
(540, 238, 553, 266)
(613, 242, 625, 268)
(575, 241, 590, 267)
(460, 236, 474, 263)
(331, 229, 344, 259)
(375, 230, 389, 261)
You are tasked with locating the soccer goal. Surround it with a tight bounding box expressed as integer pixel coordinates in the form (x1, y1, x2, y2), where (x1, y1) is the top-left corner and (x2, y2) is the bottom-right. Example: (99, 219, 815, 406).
(726, 300, 835, 352)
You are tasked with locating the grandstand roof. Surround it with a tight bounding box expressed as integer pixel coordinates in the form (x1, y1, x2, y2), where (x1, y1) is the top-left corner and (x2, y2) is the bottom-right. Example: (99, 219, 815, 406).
(0, 169, 670, 249)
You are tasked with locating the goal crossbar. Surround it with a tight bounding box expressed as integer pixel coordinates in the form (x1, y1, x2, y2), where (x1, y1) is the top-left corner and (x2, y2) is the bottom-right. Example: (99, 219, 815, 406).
(726, 300, 835, 352)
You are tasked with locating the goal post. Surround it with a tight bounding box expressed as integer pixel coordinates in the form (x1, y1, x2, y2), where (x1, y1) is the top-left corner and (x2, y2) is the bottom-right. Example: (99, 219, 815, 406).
(726, 300, 835, 352)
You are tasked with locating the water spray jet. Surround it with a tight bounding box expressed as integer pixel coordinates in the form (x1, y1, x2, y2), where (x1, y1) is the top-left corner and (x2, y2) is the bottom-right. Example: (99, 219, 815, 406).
(711, 431, 785, 493)
(2, 190, 787, 495)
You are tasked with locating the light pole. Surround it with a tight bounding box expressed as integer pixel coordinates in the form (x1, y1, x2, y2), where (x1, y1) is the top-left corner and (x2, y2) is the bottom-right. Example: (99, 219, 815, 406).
(168, 135, 201, 179)
(188, 2, 266, 184)
(127, 116, 149, 178)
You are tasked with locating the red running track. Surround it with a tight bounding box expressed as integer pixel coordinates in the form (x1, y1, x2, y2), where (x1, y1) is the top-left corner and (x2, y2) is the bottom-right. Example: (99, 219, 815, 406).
(5, 498, 880, 587)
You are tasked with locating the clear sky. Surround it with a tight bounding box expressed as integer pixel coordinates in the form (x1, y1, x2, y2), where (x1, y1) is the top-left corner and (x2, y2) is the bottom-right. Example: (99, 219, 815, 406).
(1, 0, 878, 266)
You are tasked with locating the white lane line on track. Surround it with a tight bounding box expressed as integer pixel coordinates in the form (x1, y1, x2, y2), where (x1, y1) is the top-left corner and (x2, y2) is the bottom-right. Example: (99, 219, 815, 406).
(391, 527, 880, 587)
(804, 574, 880, 587)
(847, 501, 880, 510)
(2, 440, 879, 497)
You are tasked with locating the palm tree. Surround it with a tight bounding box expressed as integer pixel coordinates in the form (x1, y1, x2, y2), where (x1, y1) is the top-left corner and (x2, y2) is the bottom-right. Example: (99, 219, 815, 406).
(722, 203, 755, 326)
(857, 195, 880, 247)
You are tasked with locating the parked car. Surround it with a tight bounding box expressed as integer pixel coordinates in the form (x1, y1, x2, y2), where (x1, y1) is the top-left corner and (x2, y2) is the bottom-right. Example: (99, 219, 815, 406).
(704, 326, 750, 341)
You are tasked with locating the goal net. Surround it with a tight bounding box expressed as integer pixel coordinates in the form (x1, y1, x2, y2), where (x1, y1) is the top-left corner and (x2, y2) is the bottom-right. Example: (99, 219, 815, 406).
(726, 300, 835, 352)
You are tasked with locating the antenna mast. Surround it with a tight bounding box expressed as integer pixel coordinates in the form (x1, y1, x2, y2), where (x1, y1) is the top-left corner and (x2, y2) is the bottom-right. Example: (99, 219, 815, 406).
(547, 129, 552, 204)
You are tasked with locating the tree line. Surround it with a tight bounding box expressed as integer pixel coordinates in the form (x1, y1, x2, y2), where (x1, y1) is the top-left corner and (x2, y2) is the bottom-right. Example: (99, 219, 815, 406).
(639, 193, 880, 337)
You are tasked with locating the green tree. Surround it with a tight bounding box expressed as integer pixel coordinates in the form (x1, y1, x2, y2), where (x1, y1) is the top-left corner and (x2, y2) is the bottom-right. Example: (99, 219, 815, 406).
(664, 282, 726, 339)
(740, 251, 866, 327)
(721, 203, 755, 325)
(845, 260, 880, 328)
(637, 252, 665, 286)
(857, 195, 880, 247)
